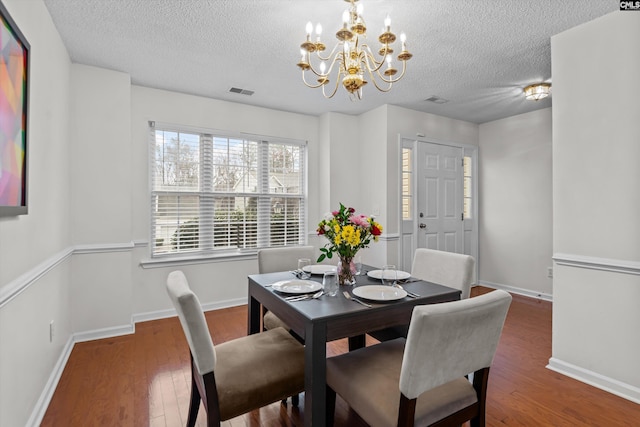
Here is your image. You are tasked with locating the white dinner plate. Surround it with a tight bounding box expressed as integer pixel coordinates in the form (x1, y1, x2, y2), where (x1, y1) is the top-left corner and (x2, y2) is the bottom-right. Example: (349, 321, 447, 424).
(302, 264, 337, 275)
(366, 269, 411, 281)
(353, 285, 407, 301)
(271, 280, 323, 294)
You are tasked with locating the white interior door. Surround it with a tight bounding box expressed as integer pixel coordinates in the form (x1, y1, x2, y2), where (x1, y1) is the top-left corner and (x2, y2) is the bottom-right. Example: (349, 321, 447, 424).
(417, 142, 464, 253)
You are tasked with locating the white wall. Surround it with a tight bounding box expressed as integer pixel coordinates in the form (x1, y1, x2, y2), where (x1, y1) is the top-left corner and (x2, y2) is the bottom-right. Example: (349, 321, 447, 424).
(69, 65, 134, 334)
(0, 1, 72, 426)
(550, 11, 640, 402)
(478, 108, 553, 297)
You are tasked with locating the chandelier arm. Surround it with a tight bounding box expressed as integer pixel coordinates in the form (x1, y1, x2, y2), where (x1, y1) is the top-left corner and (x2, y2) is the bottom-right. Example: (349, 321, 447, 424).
(360, 44, 386, 73)
(301, 71, 331, 89)
(366, 66, 394, 92)
(372, 59, 408, 85)
(306, 48, 344, 78)
(321, 71, 342, 99)
(314, 42, 343, 62)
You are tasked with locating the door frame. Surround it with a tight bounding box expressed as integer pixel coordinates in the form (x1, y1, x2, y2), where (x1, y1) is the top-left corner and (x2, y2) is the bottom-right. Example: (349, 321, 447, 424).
(398, 135, 479, 281)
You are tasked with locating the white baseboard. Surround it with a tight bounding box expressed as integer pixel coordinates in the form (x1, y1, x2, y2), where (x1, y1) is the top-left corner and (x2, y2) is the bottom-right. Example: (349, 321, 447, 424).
(477, 280, 553, 302)
(132, 297, 246, 324)
(27, 336, 74, 427)
(73, 323, 136, 343)
(547, 357, 640, 404)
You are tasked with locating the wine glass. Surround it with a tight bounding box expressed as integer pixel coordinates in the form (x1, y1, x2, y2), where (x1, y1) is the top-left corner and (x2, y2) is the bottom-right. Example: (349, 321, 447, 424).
(298, 258, 311, 279)
(323, 271, 338, 296)
(382, 264, 397, 286)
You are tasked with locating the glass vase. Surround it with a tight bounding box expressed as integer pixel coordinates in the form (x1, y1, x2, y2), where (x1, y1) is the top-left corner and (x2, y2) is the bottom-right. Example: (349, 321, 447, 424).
(337, 256, 356, 286)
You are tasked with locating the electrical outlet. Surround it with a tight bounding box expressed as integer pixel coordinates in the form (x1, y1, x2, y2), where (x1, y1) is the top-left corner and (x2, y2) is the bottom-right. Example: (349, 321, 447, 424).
(547, 267, 553, 278)
(49, 320, 54, 342)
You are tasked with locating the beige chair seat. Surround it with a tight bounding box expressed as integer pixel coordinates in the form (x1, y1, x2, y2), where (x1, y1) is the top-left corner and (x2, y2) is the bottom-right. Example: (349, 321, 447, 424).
(215, 327, 305, 420)
(327, 338, 477, 427)
(263, 310, 290, 331)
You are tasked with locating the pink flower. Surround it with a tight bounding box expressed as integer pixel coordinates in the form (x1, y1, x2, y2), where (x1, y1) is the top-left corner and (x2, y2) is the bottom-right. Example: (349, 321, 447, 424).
(332, 210, 339, 216)
(349, 215, 370, 228)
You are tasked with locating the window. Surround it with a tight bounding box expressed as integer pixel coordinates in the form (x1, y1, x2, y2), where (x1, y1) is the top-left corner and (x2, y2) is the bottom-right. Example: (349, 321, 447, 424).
(402, 148, 413, 220)
(150, 123, 306, 257)
(463, 156, 472, 219)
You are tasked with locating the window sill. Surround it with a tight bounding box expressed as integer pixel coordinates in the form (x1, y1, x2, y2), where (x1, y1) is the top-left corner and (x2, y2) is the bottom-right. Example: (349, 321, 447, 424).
(139, 251, 257, 269)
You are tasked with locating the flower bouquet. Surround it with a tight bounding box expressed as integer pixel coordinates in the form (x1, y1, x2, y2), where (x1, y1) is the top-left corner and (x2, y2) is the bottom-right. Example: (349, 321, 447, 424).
(317, 203, 382, 285)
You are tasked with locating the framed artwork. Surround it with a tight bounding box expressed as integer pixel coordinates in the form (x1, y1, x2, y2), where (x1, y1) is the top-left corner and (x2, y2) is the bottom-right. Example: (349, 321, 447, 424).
(0, 1, 29, 216)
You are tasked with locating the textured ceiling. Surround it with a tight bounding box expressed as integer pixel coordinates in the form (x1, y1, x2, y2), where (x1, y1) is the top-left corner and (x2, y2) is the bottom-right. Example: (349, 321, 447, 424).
(43, 0, 618, 124)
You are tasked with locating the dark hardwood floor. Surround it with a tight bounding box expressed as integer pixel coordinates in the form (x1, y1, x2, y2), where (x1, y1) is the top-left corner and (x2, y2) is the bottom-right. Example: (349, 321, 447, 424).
(41, 287, 640, 426)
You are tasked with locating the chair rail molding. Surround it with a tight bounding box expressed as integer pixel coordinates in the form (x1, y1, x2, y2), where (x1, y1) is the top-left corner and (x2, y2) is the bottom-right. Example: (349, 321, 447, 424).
(553, 253, 640, 276)
(0, 241, 140, 308)
(0, 247, 74, 308)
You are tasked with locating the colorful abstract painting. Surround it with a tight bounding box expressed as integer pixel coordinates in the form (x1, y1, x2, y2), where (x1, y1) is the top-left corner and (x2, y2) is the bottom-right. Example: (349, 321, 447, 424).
(0, 3, 28, 215)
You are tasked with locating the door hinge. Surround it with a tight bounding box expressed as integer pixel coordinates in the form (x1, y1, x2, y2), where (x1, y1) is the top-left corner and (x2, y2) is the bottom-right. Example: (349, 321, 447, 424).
(461, 212, 464, 221)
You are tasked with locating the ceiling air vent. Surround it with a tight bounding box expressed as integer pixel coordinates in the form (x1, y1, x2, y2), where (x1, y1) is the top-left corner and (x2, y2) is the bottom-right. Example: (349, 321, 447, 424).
(425, 95, 449, 104)
(229, 87, 254, 96)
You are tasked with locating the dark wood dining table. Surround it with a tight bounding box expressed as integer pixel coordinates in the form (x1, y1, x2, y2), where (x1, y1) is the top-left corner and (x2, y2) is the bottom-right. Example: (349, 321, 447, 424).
(247, 266, 461, 427)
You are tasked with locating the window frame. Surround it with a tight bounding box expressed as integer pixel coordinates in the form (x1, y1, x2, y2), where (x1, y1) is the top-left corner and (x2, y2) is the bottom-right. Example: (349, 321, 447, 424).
(146, 121, 308, 264)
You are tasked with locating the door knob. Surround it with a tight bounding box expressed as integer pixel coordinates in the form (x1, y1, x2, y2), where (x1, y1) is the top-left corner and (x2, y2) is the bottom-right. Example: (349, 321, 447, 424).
(419, 223, 427, 229)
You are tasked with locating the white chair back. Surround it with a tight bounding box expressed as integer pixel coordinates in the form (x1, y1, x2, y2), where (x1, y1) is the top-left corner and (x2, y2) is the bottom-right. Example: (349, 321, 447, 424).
(399, 289, 511, 399)
(257, 246, 315, 273)
(411, 248, 475, 299)
(166, 270, 216, 375)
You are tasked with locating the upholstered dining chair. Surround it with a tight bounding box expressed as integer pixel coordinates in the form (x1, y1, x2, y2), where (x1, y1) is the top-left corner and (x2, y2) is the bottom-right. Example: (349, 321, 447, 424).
(258, 245, 315, 331)
(369, 248, 476, 342)
(411, 248, 475, 299)
(166, 270, 305, 427)
(326, 289, 512, 427)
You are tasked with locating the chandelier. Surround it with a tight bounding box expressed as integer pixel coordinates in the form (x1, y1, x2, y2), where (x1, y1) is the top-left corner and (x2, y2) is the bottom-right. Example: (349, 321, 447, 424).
(296, 0, 412, 100)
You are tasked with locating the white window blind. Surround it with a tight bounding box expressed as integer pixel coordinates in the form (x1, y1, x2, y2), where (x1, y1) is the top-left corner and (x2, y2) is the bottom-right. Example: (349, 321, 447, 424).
(150, 122, 307, 257)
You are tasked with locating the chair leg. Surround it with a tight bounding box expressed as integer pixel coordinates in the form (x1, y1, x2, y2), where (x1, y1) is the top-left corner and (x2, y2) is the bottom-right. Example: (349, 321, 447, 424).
(397, 394, 416, 427)
(326, 386, 337, 427)
(187, 374, 201, 427)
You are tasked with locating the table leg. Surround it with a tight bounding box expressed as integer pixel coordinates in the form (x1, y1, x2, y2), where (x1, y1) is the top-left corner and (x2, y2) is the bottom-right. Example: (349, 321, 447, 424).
(304, 322, 326, 427)
(348, 334, 366, 351)
(248, 295, 261, 335)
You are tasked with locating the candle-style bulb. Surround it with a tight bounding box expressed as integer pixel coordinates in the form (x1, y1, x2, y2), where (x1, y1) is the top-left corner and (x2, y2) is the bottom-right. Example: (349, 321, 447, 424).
(384, 15, 391, 30)
(306, 21, 313, 35)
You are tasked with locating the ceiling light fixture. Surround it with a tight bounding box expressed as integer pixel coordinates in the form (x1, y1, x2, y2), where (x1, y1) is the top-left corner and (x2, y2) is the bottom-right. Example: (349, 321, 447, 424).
(296, 0, 412, 100)
(524, 83, 551, 101)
